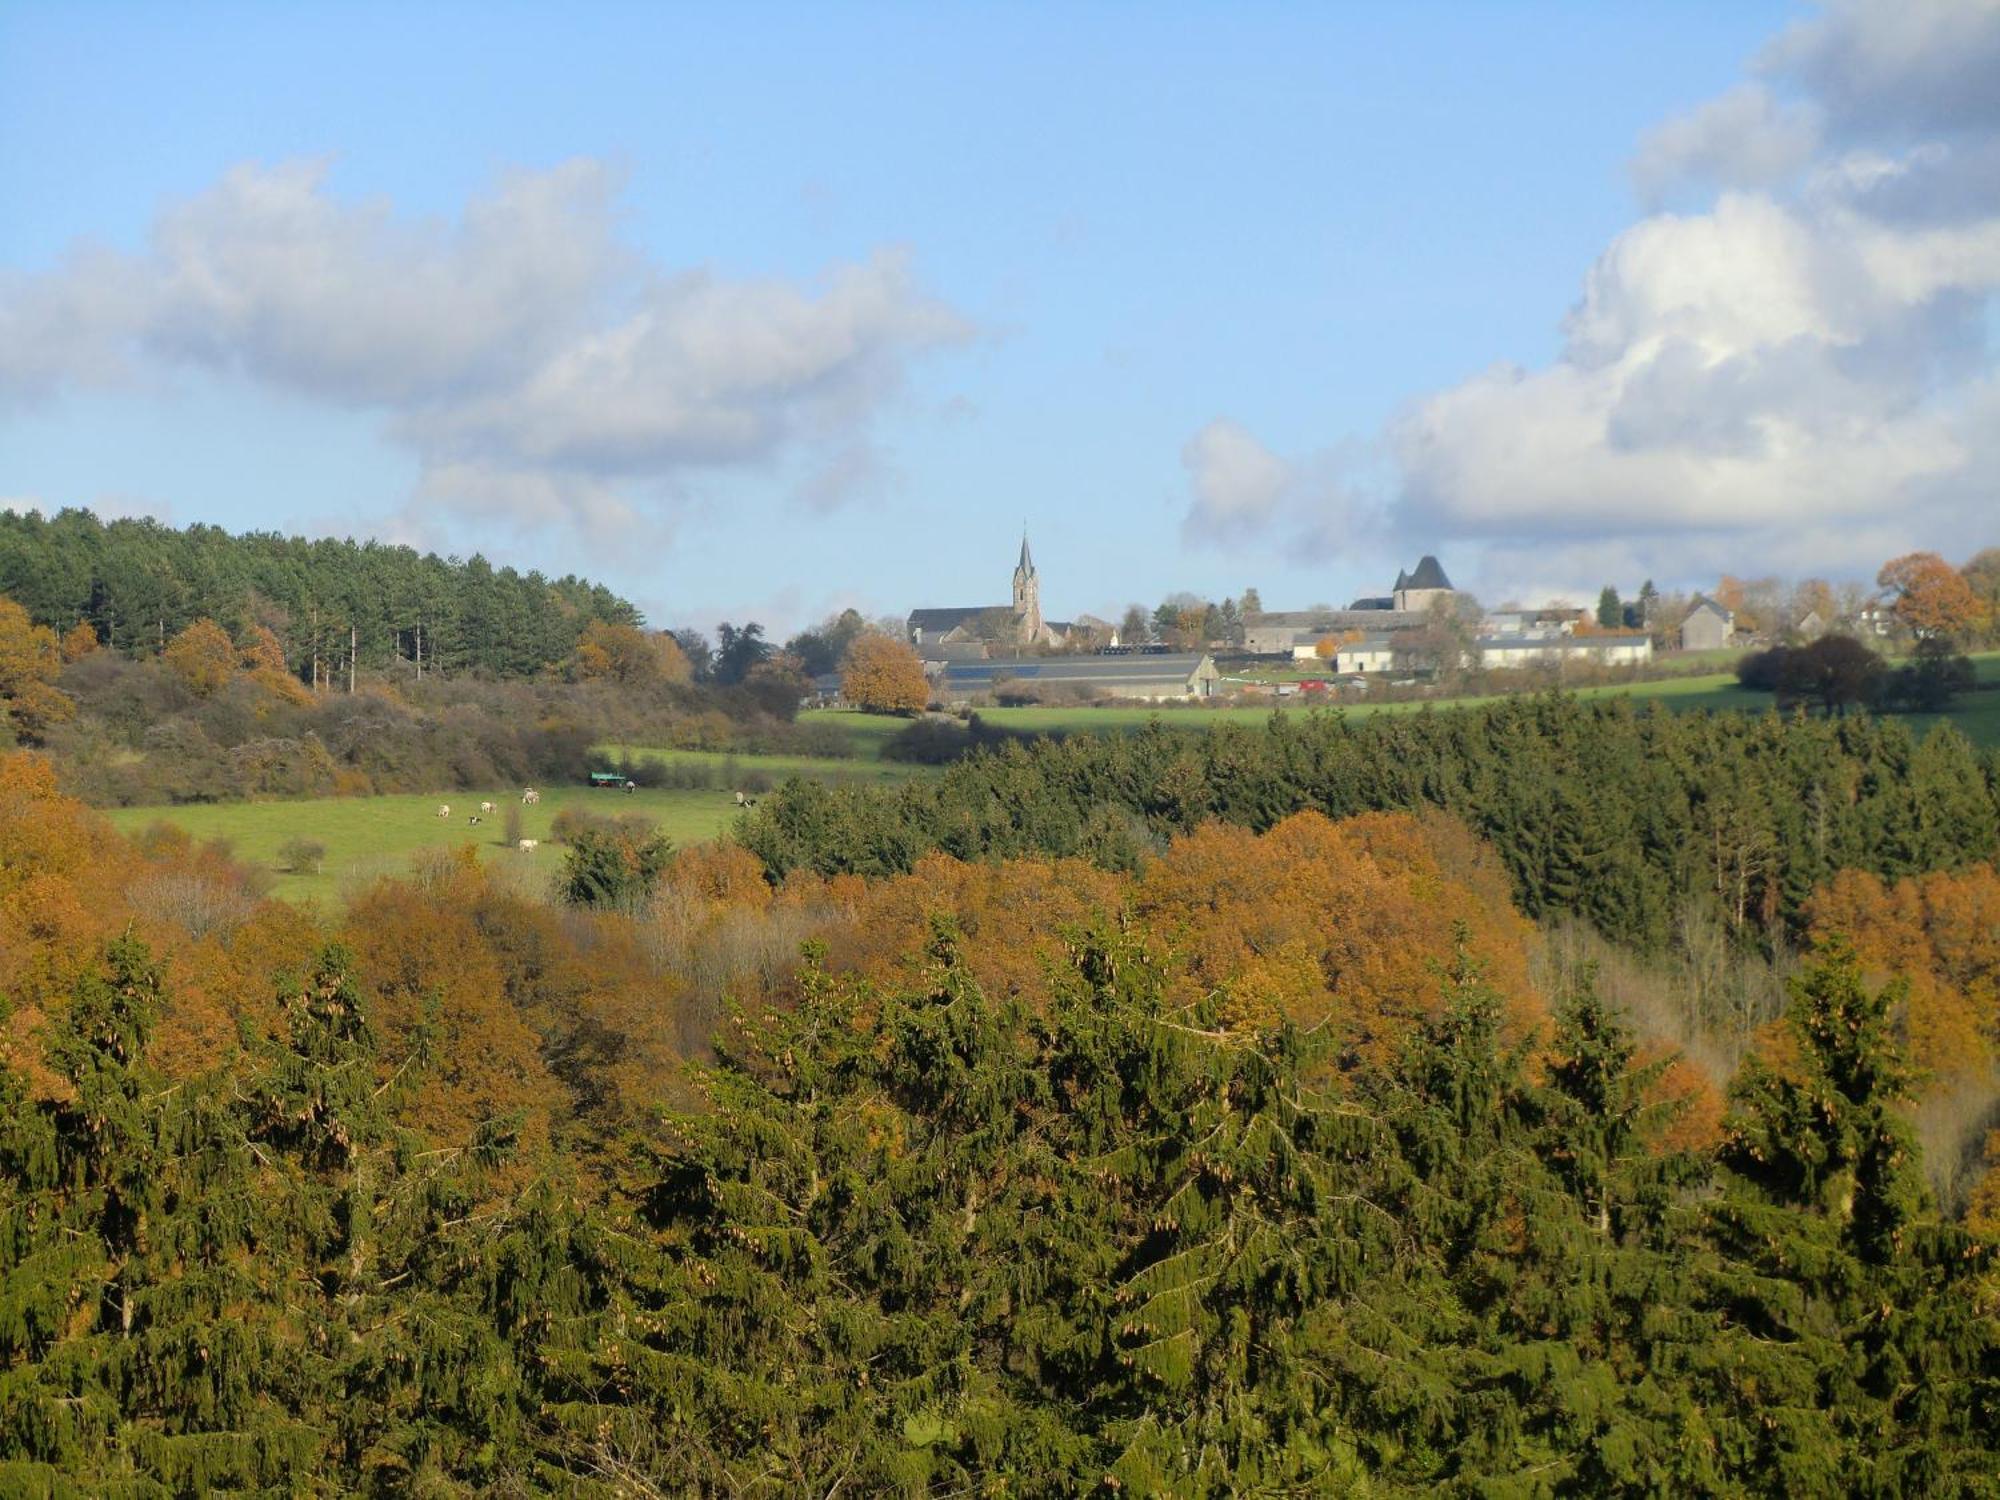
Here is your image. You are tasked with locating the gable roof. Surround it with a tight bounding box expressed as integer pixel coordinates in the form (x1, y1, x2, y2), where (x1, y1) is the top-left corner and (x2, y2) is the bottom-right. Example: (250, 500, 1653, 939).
(908, 606, 1010, 633)
(1684, 594, 1732, 621)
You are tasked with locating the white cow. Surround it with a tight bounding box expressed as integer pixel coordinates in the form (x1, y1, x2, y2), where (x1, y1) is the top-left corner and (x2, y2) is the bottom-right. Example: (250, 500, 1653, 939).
(436, 804, 450, 820)
(479, 800, 496, 815)
(521, 787, 541, 806)
(517, 838, 539, 852)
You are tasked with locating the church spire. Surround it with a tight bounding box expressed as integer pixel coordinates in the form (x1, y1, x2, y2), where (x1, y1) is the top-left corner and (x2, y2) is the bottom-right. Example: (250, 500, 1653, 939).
(1012, 528, 1042, 641)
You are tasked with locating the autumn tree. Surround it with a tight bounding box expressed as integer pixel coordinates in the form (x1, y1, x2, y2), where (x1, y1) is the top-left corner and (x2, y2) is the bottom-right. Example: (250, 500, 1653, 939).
(0, 594, 74, 741)
(59, 619, 98, 661)
(1714, 574, 1779, 634)
(1962, 548, 2000, 645)
(567, 617, 693, 686)
(1877, 551, 1986, 643)
(840, 631, 930, 715)
(162, 616, 239, 697)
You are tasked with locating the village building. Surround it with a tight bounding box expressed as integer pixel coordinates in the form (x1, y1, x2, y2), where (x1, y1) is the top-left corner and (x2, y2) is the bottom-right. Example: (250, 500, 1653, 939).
(1334, 636, 1404, 675)
(1243, 554, 1466, 657)
(933, 652, 1220, 705)
(1473, 634, 1654, 670)
(907, 535, 1099, 652)
(1482, 606, 1590, 639)
(1679, 595, 1736, 651)
(1392, 554, 1456, 613)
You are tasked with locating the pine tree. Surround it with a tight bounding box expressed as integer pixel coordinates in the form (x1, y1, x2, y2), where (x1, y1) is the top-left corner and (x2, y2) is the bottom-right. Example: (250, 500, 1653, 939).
(1699, 941, 2000, 1495)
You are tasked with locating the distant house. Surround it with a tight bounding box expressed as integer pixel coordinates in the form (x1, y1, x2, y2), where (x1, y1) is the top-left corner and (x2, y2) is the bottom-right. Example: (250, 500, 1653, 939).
(1334, 636, 1402, 675)
(935, 652, 1220, 705)
(1792, 609, 1827, 641)
(1475, 634, 1654, 670)
(1679, 596, 1736, 652)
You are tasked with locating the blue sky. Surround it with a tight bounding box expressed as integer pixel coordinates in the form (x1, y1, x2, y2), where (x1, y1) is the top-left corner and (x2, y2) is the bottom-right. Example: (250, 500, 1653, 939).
(4, 1, 1996, 635)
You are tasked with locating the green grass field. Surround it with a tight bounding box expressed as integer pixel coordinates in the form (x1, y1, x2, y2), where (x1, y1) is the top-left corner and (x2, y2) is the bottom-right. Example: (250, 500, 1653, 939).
(103, 784, 749, 906)
(593, 743, 924, 785)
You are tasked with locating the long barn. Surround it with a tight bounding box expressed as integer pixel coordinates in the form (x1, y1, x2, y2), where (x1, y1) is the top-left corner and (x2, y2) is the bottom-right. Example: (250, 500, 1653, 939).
(934, 652, 1220, 704)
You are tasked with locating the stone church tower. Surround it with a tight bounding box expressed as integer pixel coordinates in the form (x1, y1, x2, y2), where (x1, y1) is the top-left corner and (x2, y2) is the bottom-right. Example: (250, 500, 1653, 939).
(1011, 533, 1043, 643)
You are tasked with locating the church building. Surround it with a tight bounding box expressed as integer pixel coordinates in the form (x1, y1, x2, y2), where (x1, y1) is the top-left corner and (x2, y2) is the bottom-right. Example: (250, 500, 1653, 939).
(907, 535, 1096, 652)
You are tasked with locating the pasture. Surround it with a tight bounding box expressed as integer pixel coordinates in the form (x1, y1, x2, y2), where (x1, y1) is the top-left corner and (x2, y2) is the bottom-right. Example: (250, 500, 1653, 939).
(102, 784, 748, 905)
(591, 742, 923, 785)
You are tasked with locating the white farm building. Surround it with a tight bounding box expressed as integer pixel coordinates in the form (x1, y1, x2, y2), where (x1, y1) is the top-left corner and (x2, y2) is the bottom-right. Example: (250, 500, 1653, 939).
(934, 652, 1221, 704)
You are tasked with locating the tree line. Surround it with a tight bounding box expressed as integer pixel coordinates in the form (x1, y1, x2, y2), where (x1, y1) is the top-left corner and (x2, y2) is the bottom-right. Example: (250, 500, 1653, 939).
(739, 695, 2000, 953)
(0, 507, 639, 681)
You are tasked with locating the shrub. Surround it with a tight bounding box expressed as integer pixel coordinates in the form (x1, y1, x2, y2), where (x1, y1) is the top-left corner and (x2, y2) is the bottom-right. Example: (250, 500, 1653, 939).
(277, 837, 327, 875)
(560, 827, 673, 909)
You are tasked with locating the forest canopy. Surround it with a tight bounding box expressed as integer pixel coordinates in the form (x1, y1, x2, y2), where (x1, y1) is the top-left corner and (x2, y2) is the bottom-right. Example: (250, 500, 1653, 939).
(2, 742, 1998, 1494)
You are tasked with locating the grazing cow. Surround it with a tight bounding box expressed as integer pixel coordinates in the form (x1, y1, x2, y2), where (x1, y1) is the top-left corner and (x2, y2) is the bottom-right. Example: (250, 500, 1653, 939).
(436, 804, 450, 820)
(479, 800, 496, 815)
(517, 838, 539, 852)
(521, 788, 541, 806)
(468, 815, 482, 826)
(733, 790, 747, 807)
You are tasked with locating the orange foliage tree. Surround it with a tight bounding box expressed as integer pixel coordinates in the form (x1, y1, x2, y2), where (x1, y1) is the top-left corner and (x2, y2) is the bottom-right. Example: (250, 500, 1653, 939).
(1806, 864, 2000, 1082)
(1877, 551, 1987, 642)
(59, 620, 99, 662)
(162, 617, 239, 697)
(840, 631, 930, 715)
(0, 595, 74, 742)
(568, 618, 693, 686)
(341, 854, 559, 1159)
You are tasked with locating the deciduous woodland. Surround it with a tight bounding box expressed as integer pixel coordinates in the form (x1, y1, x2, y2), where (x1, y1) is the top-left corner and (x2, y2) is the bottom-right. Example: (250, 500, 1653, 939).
(4, 680, 2000, 1496)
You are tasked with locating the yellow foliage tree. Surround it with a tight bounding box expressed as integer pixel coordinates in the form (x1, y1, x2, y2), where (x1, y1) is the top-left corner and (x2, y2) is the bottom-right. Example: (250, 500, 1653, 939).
(59, 621, 99, 662)
(840, 632, 930, 715)
(568, 619, 692, 686)
(0, 596, 74, 741)
(162, 617, 238, 697)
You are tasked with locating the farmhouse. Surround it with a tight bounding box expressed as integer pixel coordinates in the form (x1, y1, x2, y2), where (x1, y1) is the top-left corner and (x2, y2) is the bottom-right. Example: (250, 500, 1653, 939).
(1680, 595, 1735, 651)
(934, 652, 1220, 705)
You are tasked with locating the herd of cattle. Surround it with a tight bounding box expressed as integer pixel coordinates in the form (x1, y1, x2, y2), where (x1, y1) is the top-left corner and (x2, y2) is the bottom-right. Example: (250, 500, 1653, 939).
(433, 788, 542, 851)
(426, 788, 752, 856)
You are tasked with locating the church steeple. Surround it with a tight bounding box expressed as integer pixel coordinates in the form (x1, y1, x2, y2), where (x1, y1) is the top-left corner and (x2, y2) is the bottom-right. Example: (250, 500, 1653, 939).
(1012, 529, 1042, 641)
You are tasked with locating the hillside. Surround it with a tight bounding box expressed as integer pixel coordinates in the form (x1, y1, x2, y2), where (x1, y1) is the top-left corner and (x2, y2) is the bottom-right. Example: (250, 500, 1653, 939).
(0, 507, 639, 680)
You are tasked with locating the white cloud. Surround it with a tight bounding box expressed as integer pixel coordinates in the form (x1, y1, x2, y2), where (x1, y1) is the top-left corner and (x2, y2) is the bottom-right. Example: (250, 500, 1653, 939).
(1178, 419, 1381, 555)
(1180, 419, 1292, 537)
(1381, 0, 2000, 585)
(0, 159, 973, 535)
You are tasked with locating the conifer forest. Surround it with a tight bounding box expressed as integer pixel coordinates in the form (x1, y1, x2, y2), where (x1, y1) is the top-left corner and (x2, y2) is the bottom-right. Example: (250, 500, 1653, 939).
(4, 673, 2000, 1494)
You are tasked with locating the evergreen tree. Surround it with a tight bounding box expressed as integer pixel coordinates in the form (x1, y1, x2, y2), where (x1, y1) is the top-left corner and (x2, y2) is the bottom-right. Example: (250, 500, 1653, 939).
(1700, 942, 2000, 1494)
